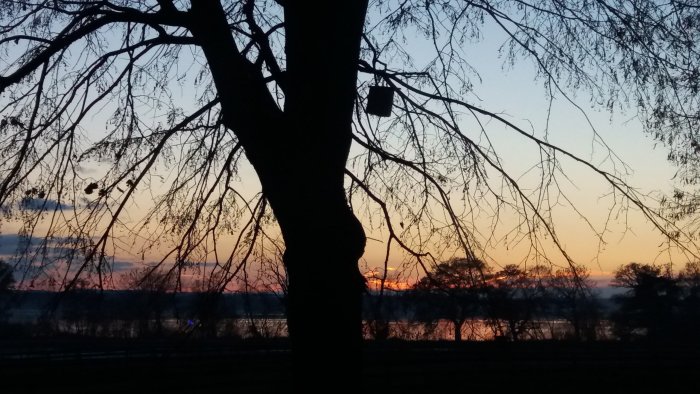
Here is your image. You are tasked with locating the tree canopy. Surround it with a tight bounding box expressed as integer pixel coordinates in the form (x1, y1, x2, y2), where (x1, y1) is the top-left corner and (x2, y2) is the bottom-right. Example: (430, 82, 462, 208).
(2, 0, 700, 386)
(611, 261, 700, 341)
(1, 0, 698, 289)
(0, 1, 698, 290)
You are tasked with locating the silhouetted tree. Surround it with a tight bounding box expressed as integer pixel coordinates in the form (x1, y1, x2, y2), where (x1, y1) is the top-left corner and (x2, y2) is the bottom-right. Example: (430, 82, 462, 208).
(676, 261, 700, 341)
(485, 264, 546, 341)
(3, 1, 700, 386)
(188, 291, 224, 337)
(547, 265, 600, 340)
(0, 260, 15, 328)
(121, 267, 177, 336)
(185, 270, 237, 337)
(412, 257, 490, 341)
(0, 260, 14, 292)
(611, 263, 680, 341)
(61, 287, 106, 336)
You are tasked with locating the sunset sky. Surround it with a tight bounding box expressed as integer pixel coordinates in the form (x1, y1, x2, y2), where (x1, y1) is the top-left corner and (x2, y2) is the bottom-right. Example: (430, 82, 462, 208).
(355, 22, 691, 284)
(0, 8, 695, 289)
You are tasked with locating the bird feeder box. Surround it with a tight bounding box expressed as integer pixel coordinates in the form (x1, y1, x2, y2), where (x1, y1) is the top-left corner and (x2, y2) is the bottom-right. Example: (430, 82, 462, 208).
(366, 85, 394, 117)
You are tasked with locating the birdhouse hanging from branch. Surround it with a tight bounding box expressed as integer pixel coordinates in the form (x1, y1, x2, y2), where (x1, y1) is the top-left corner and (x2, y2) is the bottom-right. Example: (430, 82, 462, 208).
(366, 85, 394, 117)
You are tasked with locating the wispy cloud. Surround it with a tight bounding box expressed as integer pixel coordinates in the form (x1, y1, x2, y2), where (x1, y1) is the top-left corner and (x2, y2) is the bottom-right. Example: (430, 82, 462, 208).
(0, 233, 136, 270)
(19, 197, 72, 211)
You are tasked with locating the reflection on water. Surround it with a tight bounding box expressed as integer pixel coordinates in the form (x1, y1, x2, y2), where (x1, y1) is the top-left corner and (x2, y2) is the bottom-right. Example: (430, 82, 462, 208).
(2, 292, 612, 340)
(49, 317, 289, 339)
(367, 320, 494, 341)
(45, 317, 611, 341)
(364, 319, 611, 341)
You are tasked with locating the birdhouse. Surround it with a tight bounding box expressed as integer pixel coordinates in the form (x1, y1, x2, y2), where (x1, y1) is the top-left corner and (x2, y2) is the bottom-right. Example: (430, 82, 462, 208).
(366, 85, 394, 117)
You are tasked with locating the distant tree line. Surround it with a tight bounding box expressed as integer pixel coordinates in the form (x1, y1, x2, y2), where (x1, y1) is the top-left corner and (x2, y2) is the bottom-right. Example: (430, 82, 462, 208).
(0, 266, 285, 339)
(367, 258, 700, 343)
(365, 258, 601, 342)
(1, 259, 700, 343)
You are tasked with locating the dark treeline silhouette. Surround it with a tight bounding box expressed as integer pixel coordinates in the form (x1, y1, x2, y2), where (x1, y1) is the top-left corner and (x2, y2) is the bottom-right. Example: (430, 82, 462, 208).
(610, 262, 700, 342)
(367, 258, 700, 343)
(2, 259, 700, 344)
(0, 290, 285, 339)
(369, 258, 603, 342)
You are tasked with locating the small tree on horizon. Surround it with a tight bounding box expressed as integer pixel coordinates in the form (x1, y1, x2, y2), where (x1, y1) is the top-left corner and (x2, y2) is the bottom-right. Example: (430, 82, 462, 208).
(411, 257, 490, 341)
(120, 267, 178, 336)
(548, 264, 600, 341)
(484, 264, 544, 341)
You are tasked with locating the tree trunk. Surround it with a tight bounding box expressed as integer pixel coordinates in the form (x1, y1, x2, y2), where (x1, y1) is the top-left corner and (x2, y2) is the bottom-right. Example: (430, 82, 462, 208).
(454, 319, 464, 342)
(272, 3, 369, 390)
(189, 1, 369, 389)
(278, 194, 366, 390)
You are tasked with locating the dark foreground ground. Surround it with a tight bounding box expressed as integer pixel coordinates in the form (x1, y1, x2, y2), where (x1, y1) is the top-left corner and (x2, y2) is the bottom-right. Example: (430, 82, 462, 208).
(1, 338, 699, 393)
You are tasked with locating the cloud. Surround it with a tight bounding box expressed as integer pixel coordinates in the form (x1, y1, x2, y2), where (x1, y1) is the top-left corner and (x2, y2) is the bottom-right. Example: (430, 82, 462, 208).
(0, 233, 95, 260)
(75, 163, 100, 175)
(0, 235, 139, 291)
(112, 260, 136, 272)
(0, 233, 50, 256)
(0, 233, 82, 262)
(19, 197, 73, 211)
(0, 233, 137, 272)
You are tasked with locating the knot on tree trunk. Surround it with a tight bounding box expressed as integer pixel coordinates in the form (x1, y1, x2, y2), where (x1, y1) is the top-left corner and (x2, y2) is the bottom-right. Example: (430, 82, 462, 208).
(283, 201, 366, 293)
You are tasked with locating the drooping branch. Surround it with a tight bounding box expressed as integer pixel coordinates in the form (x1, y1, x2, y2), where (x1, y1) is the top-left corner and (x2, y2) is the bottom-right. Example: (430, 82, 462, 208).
(0, 7, 189, 93)
(65, 99, 218, 290)
(188, 0, 283, 159)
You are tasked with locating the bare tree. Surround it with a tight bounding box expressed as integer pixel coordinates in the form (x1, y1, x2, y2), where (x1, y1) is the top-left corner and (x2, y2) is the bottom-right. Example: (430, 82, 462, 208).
(484, 264, 543, 341)
(2, 0, 700, 387)
(121, 266, 177, 336)
(411, 257, 489, 341)
(548, 264, 600, 341)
